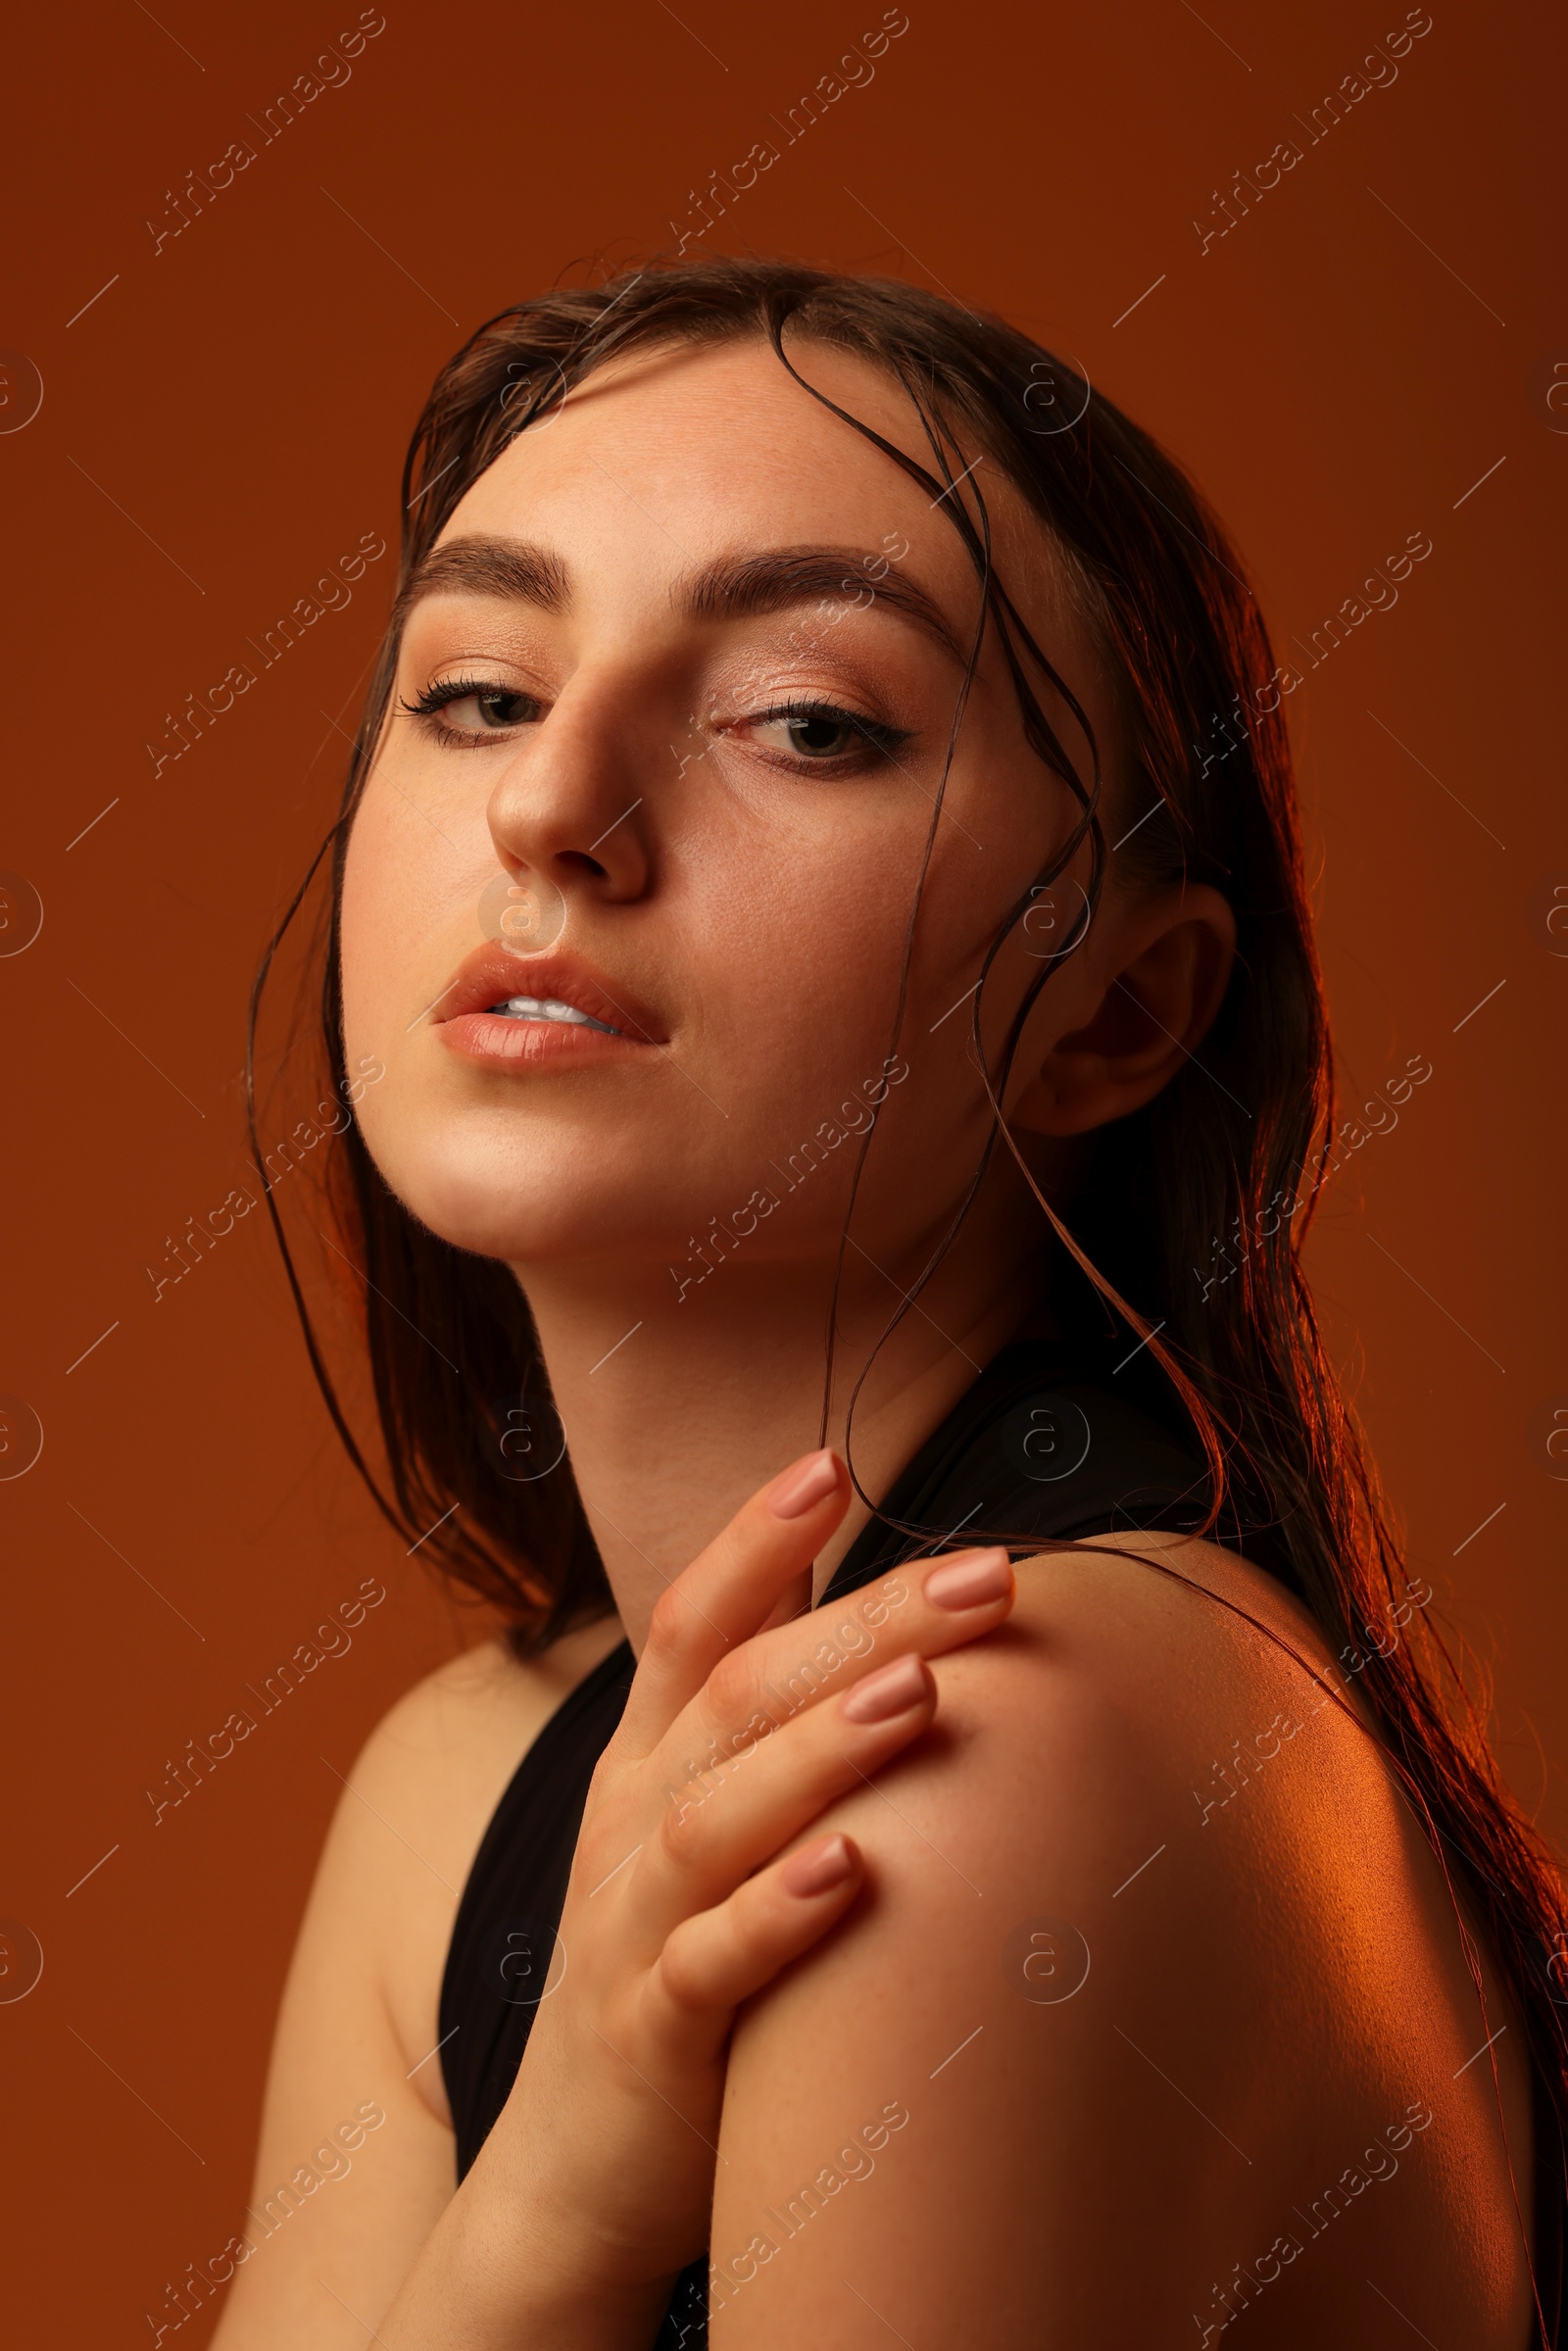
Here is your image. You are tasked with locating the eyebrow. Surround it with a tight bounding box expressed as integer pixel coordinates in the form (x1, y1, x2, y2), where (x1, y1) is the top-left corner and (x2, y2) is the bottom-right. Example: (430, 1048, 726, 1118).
(398, 533, 967, 663)
(396, 535, 570, 628)
(680, 547, 967, 663)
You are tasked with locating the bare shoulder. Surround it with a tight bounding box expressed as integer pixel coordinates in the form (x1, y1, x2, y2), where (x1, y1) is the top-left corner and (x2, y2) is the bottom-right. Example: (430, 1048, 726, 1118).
(211, 1611, 623, 2349)
(345, 1612, 628, 2114)
(351, 1615, 626, 1882)
(710, 1537, 1536, 2349)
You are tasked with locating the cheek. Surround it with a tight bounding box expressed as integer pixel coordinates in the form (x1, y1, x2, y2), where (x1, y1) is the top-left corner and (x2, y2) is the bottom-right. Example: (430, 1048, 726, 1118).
(337, 809, 392, 1058)
(337, 784, 473, 1203)
(339, 776, 471, 1052)
(685, 820, 901, 1056)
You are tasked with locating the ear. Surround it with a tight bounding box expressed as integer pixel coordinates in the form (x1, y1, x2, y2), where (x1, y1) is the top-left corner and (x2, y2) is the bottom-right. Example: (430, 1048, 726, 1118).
(1007, 884, 1236, 1139)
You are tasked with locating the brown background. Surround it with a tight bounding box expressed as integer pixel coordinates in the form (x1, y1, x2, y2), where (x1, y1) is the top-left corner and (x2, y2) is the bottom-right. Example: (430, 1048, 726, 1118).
(1, 0, 1562, 2336)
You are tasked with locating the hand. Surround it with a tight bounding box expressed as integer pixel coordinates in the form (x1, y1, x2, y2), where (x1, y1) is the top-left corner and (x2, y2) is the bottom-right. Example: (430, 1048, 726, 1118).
(469, 1445, 1015, 2317)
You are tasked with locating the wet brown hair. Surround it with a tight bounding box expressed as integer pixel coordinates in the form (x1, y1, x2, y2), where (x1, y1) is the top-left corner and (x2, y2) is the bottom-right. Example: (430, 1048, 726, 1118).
(251, 256, 1567, 2319)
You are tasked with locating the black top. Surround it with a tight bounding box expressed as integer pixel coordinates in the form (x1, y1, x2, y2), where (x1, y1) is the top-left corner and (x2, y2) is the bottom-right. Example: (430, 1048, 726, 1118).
(437, 1337, 1564, 2348)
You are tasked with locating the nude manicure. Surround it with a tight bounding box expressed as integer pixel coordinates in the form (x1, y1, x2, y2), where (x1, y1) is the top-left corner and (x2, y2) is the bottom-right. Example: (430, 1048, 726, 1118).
(923, 1548, 1012, 1610)
(840, 1653, 931, 1723)
(767, 1448, 840, 1519)
(782, 1835, 854, 1898)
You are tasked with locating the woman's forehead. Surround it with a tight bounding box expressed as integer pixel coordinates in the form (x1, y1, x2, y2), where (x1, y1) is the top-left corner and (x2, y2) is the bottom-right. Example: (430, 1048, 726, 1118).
(434, 332, 1080, 647)
(448, 341, 957, 526)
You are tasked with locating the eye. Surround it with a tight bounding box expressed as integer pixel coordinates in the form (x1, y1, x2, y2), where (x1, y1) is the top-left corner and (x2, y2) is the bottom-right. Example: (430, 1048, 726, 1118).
(399, 674, 542, 744)
(745, 701, 907, 768)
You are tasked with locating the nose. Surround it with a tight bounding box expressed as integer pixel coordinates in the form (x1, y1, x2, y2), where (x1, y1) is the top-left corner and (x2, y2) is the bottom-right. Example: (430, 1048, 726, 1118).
(483, 671, 652, 908)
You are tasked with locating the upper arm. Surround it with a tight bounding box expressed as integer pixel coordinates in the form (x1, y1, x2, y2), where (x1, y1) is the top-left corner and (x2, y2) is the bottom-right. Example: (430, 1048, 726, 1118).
(707, 1538, 1534, 2347)
(207, 1682, 464, 2348)
(212, 1622, 621, 2349)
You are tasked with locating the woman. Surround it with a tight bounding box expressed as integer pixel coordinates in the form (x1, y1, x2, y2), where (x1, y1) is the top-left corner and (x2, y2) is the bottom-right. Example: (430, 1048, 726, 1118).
(213, 259, 1566, 2347)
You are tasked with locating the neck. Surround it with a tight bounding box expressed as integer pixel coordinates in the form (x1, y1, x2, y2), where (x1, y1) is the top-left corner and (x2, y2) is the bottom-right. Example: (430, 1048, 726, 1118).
(515, 1198, 1048, 1653)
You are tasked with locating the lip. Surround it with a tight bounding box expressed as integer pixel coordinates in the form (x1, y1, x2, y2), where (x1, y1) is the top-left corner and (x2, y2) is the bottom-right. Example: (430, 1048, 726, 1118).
(430, 944, 666, 1072)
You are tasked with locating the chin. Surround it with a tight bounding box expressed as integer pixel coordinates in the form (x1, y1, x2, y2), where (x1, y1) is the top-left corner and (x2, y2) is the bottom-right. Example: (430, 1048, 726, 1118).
(361, 1118, 650, 1269)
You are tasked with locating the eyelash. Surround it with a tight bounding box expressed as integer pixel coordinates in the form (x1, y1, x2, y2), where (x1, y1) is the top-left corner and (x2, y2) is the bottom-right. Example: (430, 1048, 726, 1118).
(747, 698, 911, 770)
(398, 673, 543, 751)
(398, 677, 911, 769)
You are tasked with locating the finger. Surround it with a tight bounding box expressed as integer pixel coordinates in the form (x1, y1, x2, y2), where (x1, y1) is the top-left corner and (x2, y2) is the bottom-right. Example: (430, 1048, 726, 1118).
(753, 1563, 816, 1639)
(652, 1832, 865, 2039)
(615, 1448, 852, 1754)
(653, 1544, 1015, 1797)
(634, 1652, 939, 1939)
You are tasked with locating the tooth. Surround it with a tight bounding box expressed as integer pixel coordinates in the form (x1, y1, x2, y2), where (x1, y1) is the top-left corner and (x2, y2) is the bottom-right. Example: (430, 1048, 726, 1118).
(484, 996, 618, 1034)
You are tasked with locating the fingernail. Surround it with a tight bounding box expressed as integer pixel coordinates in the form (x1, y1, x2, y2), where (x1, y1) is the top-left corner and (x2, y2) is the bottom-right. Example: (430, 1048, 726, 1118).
(923, 1548, 1012, 1611)
(782, 1834, 855, 1898)
(767, 1448, 840, 1520)
(840, 1652, 931, 1724)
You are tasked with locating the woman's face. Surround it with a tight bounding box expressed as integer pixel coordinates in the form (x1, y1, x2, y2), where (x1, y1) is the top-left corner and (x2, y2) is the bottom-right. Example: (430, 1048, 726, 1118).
(340, 336, 1117, 1285)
